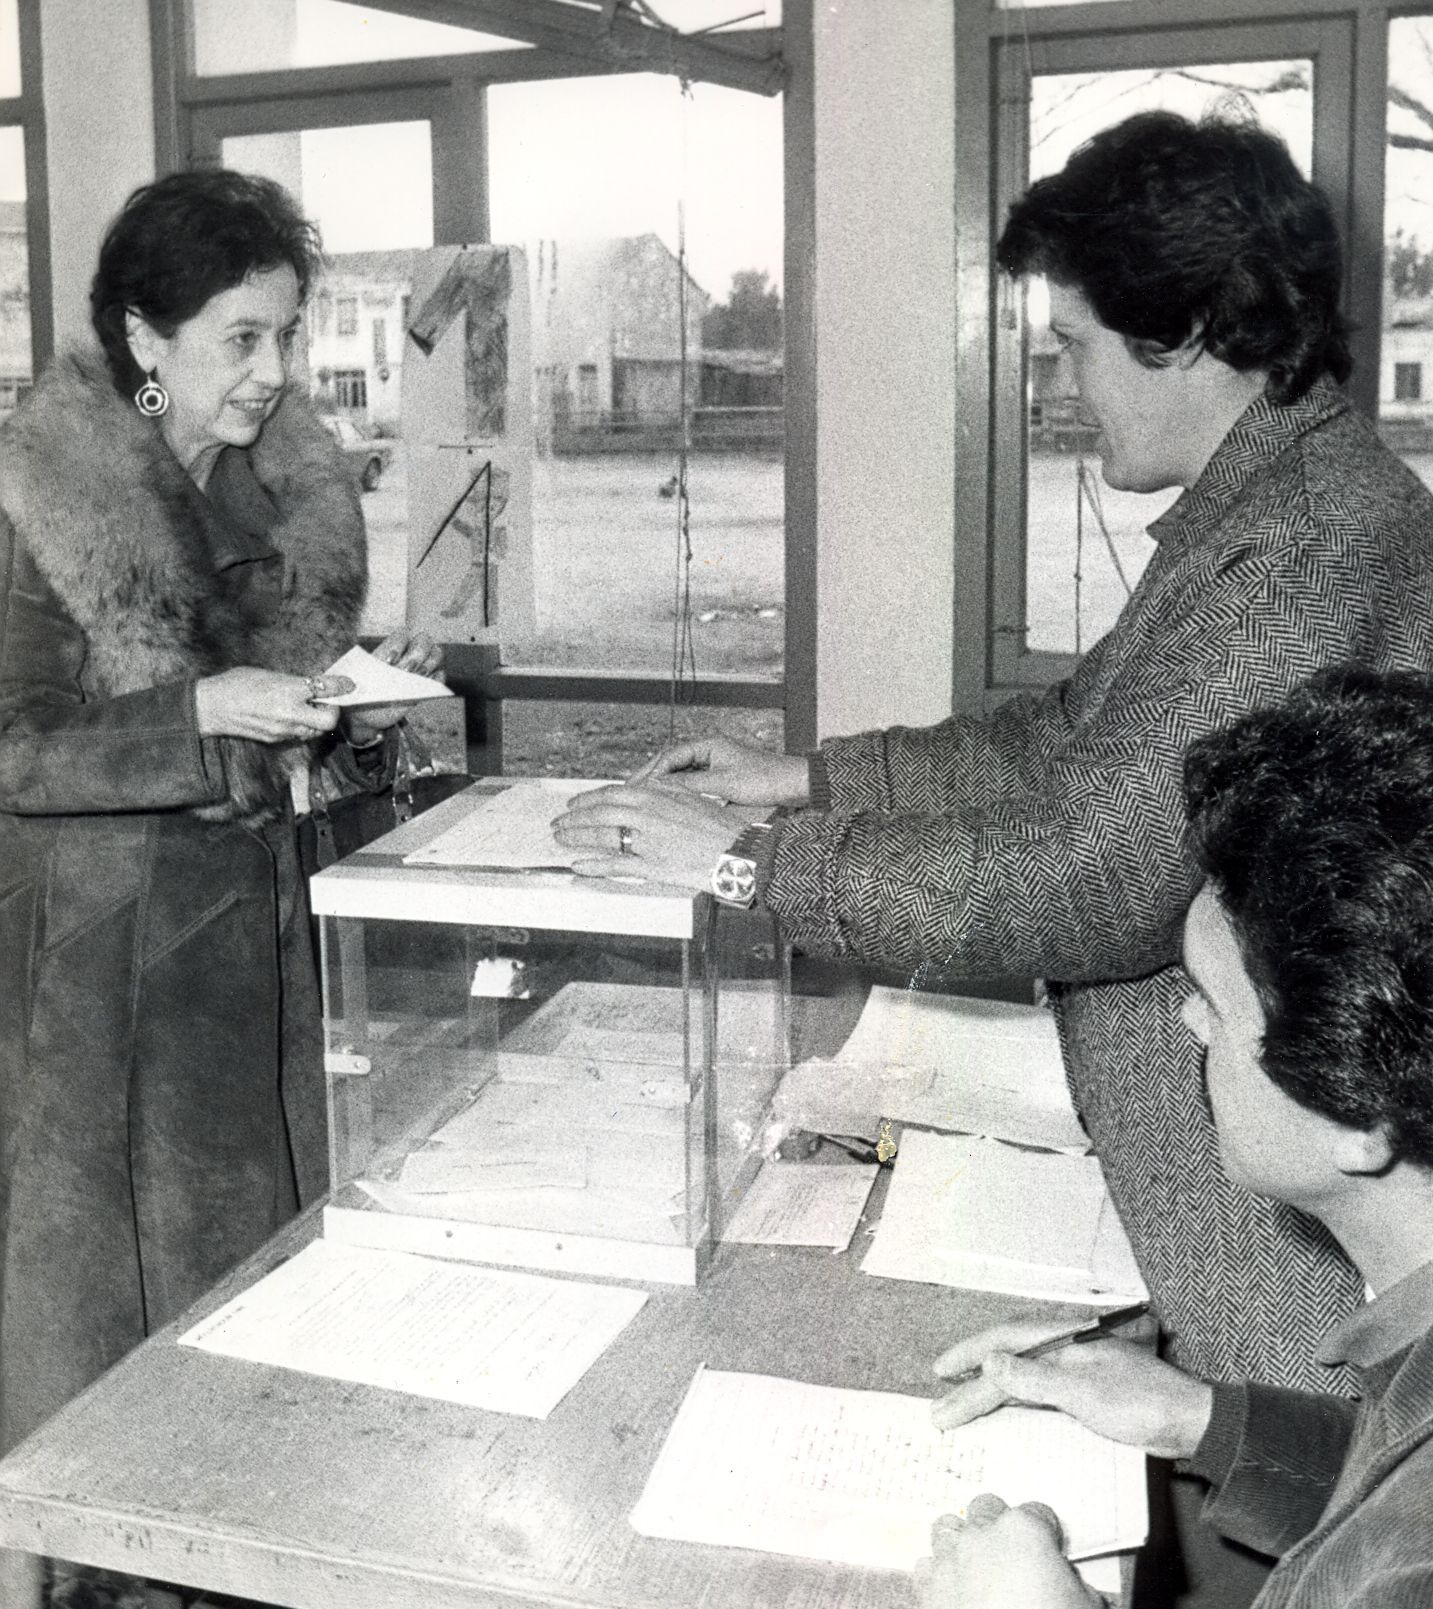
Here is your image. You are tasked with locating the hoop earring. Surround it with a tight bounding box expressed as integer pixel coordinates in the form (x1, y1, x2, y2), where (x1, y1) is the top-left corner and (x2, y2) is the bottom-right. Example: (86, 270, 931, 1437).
(134, 370, 169, 418)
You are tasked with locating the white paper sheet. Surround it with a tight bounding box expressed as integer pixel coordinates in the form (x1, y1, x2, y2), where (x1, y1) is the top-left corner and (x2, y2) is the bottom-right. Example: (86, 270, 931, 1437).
(630, 1368, 1147, 1568)
(178, 1239, 647, 1417)
(862, 1129, 1148, 1305)
(775, 986, 1090, 1154)
(402, 778, 610, 869)
(315, 645, 455, 707)
(721, 1161, 878, 1249)
(398, 1144, 587, 1193)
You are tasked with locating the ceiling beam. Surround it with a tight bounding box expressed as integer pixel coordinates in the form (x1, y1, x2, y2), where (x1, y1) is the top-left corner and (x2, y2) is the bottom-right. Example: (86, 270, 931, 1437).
(332, 0, 785, 95)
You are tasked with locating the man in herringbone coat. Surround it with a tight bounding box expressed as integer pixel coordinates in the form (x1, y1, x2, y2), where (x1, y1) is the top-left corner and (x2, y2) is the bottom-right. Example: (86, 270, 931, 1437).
(555, 113, 1433, 1600)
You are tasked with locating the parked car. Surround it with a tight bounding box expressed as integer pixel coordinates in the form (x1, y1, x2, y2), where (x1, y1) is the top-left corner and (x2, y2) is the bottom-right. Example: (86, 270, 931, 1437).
(319, 415, 394, 493)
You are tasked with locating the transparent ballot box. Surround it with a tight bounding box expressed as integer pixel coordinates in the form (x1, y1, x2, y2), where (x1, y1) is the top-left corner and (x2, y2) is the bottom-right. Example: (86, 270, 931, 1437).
(309, 784, 789, 1285)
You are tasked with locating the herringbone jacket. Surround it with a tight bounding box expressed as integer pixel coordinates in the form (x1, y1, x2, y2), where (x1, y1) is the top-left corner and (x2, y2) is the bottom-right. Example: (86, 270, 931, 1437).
(764, 381, 1433, 1390)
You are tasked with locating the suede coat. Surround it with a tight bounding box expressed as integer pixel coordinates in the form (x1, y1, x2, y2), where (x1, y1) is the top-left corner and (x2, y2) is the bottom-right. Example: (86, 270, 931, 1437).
(0, 350, 366, 1451)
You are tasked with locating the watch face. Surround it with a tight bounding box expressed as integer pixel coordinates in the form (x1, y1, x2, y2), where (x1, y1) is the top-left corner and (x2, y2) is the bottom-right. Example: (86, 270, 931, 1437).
(713, 854, 758, 906)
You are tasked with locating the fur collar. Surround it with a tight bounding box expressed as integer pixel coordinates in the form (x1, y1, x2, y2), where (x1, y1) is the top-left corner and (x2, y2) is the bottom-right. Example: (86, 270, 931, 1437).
(0, 348, 367, 823)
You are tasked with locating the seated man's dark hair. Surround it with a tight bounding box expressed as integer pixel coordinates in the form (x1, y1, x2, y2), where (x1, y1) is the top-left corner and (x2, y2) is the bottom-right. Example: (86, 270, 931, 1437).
(91, 168, 324, 397)
(1185, 668, 1433, 1168)
(997, 109, 1349, 405)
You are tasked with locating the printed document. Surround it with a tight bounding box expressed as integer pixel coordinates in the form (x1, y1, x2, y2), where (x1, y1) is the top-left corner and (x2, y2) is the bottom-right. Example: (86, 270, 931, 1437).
(630, 1367, 1147, 1568)
(774, 986, 1090, 1153)
(862, 1129, 1147, 1305)
(402, 778, 609, 869)
(178, 1239, 647, 1417)
(721, 1161, 878, 1249)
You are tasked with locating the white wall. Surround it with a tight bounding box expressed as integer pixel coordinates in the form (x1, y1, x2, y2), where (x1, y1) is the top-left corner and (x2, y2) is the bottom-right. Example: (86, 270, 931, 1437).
(811, 1, 956, 740)
(40, 0, 155, 351)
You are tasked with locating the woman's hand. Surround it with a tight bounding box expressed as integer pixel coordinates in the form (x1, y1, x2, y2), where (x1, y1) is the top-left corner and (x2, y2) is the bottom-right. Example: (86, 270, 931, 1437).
(345, 631, 445, 745)
(551, 782, 755, 890)
(915, 1500, 1099, 1609)
(194, 667, 341, 744)
(932, 1320, 1213, 1461)
(629, 734, 810, 808)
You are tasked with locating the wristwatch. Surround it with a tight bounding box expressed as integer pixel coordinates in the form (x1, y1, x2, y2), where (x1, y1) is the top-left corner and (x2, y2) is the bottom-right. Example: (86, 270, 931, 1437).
(711, 821, 775, 908)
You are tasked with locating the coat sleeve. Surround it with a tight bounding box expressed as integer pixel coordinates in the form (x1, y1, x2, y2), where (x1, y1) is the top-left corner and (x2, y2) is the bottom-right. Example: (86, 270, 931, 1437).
(1189, 1381, 1357, 1559)
(762, 534, 1383, 979)
(0, 515, 229, 815)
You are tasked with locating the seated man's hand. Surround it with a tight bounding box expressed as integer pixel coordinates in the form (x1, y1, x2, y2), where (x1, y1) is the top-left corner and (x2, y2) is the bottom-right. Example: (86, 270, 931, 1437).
(628, 733, 810, 808)
(932, 1318, 1212, 1461)
(914, 1497, 1100, 1609)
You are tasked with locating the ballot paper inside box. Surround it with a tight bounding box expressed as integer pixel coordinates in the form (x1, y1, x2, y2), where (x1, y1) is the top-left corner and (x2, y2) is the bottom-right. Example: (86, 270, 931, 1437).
(309, 781, 794, 1285)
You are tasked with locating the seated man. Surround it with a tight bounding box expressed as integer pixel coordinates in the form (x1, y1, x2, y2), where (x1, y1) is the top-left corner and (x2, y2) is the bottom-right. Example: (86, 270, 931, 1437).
(922, 666, 1433, 1609)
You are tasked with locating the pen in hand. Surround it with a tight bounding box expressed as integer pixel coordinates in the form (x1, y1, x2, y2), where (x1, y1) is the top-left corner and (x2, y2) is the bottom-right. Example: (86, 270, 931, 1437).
(939, 1301, 1151, 1388)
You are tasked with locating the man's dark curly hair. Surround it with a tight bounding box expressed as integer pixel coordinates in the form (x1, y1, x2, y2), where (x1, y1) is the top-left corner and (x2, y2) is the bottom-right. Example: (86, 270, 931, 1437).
(1184, 668, 1433, 1168)
(91, 168, 324, 398)
(998, 110, 1350, 405)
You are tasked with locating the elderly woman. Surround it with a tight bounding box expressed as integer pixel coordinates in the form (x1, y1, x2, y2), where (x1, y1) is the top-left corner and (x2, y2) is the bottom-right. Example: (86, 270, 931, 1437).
(556, 113, 1433, 1605)
(0, 169, 438, 1473)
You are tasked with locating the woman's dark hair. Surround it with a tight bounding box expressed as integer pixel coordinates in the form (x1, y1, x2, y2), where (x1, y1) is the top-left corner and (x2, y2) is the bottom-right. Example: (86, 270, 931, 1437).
(1185, 668, 1433, 1168)
(91, 168, 323, 396)
(998, 110, 1350, 405)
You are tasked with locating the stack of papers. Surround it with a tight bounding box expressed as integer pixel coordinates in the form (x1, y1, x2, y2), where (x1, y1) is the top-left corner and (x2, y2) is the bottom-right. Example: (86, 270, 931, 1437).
(631, 1367, 1147, 1569)
(862, 1129, 1147, 1305)
(775, 986, 1090, 1154)
(179, 1239, 647, 1418)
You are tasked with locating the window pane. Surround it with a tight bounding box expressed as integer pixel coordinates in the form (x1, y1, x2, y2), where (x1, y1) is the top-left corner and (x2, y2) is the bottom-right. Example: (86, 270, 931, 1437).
(222, 126, 434, 636)
(1383, 18, 1433, 502)
(0, 126, 30, 423)
(0, 0, 20, 98)
(501, 700, 782, 780)
(1023, 63, 1313, 655)
(489, 76, 784, 678)
(193, 0, 516, 75)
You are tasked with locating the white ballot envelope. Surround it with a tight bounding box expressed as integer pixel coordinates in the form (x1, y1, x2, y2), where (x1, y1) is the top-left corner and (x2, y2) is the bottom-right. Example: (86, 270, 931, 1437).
(314, 645, 455, 708)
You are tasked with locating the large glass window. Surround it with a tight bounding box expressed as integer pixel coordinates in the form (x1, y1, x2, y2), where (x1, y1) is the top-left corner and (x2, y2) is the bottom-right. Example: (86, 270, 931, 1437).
(0, 125, 30, 423)
(179, 0, 791, 775)
(1018, 62, 1313, 657)
(0, 0, 20, 99)
(488, 75, 784, 685)
(1382, 17, 1433, 502)
(193, 0, 514, 75)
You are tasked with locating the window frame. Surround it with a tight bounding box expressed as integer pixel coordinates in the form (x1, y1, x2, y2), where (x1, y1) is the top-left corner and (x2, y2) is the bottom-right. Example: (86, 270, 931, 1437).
(954, 0, 1396, 715)
(150, 0, 813, 762)
(1, 0, 53, 376)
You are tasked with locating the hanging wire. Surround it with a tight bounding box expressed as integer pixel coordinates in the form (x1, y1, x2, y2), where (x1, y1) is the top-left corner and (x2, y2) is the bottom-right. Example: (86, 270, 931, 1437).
(668, 78, 699, 741)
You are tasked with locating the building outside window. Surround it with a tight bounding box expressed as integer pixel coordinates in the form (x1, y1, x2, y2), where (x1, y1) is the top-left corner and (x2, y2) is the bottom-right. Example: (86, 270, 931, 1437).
(336, 295, 358, 336)
(1396, 361, 1423, 402)
(331, 368, 367, 411)
(372, 316, 386, 368)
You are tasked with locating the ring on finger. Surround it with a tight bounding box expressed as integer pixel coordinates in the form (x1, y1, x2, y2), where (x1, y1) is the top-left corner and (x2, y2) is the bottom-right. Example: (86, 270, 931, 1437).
(618, 825, 635, 856)
(305, 674, 326, 702)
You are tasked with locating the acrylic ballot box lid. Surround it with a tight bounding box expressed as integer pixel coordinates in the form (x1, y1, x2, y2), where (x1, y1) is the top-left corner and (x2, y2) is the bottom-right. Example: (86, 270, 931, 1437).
(308, 780, 700, 939)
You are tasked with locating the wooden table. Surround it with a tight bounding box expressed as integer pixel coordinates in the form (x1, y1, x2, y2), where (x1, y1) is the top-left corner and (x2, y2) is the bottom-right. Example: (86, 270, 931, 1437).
(0, 1176, 1128, 1609)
